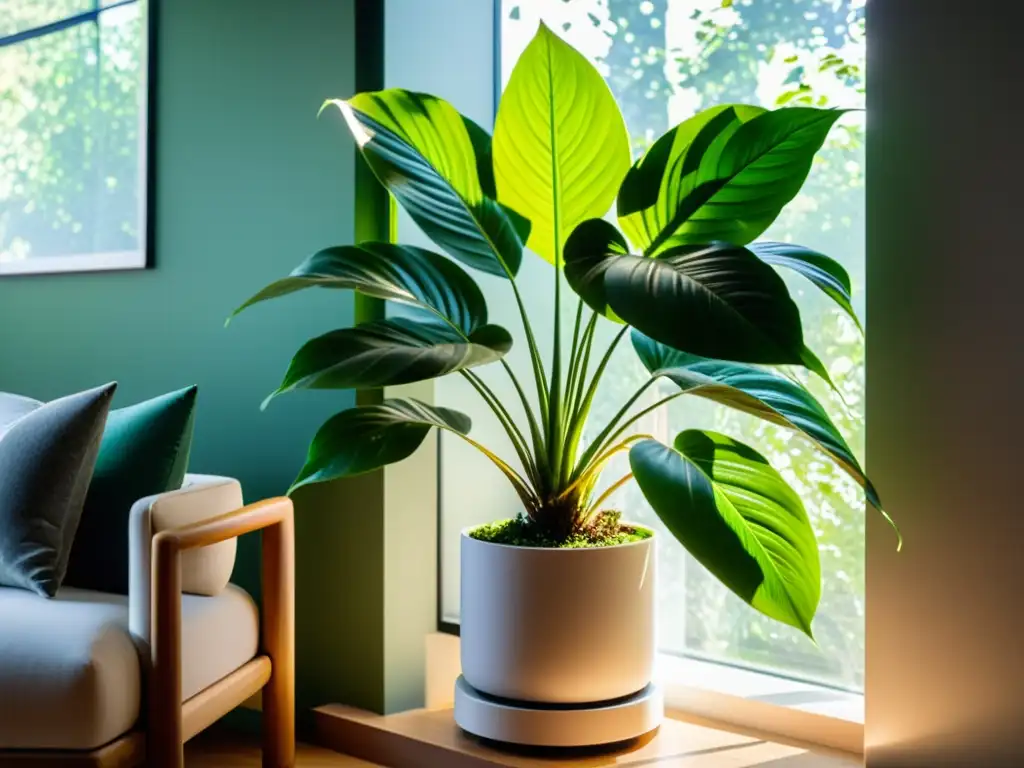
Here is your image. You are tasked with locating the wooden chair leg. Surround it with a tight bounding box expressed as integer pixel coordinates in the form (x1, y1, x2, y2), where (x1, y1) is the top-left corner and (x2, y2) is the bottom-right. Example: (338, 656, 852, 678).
(261, 510, 296, 767)
(151, 534, 184, 768)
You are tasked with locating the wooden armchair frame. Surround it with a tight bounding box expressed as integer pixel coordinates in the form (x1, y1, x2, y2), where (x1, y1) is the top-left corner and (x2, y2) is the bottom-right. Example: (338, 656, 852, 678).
(0, 496, 295, 768)
(149, 497, 296, 768)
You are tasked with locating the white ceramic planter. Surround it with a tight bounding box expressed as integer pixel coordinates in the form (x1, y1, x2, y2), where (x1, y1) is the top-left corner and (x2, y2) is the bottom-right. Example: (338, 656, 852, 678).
(459, 526, 656, 704)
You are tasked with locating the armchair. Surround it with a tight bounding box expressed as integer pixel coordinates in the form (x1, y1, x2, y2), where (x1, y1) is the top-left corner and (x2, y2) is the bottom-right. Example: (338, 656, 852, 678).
(0, 475, 295, 768)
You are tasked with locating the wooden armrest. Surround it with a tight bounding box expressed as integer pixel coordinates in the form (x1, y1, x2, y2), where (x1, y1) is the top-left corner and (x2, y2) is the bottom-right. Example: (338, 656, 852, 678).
(155, 496, 293, 552)
(149, 497, 295, 768)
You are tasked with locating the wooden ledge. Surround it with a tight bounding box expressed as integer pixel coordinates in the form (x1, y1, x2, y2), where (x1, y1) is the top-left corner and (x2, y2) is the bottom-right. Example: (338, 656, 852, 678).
(313, 704, 858, 767)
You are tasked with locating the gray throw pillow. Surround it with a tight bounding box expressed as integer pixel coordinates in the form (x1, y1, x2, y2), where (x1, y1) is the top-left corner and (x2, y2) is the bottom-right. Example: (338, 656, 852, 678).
(0, 393, 43, 436)
(0, 383, 117, 596)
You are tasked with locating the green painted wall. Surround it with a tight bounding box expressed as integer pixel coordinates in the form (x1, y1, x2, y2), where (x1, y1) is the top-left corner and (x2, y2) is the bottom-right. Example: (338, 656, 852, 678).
(0, 0, 386, 719)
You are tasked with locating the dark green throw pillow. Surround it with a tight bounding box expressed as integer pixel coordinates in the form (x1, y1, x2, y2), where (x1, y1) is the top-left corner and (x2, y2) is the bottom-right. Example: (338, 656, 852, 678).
(0, 383, 117, 597)
(65, 386, 198, 594)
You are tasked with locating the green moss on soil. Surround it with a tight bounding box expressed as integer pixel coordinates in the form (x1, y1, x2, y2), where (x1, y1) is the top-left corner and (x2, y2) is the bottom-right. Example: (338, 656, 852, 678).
(469, 513, 651, 549)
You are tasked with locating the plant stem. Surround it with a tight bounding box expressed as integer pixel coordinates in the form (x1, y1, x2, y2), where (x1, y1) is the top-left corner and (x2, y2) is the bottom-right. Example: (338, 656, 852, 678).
(508, 277, 550, 426)
(582, 325, 630, 415)
(559, 433, 651, 501)
(559, 302, 590, 480)
(563, 299, 585, 415)
(481, 220, 550, 431)
(548, 268, 564, 484)
(561, 324, 629, 483)
(461, 370, 538, 486)
(567, 314, 598, 432)
(573, 377, 656, 479)
(456, 431, 539, 509)
(586, 472, 634, 520)
(427, 297, 547, 486)
(499, 359, 549, 476)
(544, 47, 565, 491)
(585, 391, 687, 477)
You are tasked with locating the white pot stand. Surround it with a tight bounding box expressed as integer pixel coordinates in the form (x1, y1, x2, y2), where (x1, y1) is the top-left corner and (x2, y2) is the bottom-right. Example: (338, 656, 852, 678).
(454, 676, 663, 748)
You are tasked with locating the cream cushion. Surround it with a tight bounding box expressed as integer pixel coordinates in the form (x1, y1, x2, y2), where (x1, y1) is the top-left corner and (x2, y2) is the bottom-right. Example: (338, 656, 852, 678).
(0, 584, 258, 750)
(133, 475, 241, 601)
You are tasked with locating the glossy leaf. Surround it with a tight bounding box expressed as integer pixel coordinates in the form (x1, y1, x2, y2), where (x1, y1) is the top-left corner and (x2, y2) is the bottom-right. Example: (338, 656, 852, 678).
(632, 331, 882, 511)
(325, 90, 527, 278)
(563, 218, 628, 322)
(798, 345, 836, 391)
(618, 106, 845, 255)
(618, 104, 762, 253)
(630, 432, 820, 636)
(291, 398, 470, 492)
(494, 23, 630, 265)
(604, 243, 805, 365)
(267, 318, 511, 403)
(750, 241, 862, 333)
(230, 243, 488, 334)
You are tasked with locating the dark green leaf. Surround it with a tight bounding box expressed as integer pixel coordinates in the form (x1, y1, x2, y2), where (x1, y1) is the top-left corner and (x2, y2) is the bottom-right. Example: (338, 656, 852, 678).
(463, 115, 498, 199)
(563, 218, 628, 322)
(605, 243, 805, 365)
(798, 345, 836, 390)
(618, 106, 845, 255)
(665, 108, 846, 249)
(229, 243, 488, 335)
(617, 104, 763, 253)
(291, 398, 470, 492)
(493, 23, 631, 265)
(325, 90, 526, 278)
(750, 241, 862, 332)
(630, 432, 820, 635)
(266, 318, 511, 403)
(632, 331, 880, 509)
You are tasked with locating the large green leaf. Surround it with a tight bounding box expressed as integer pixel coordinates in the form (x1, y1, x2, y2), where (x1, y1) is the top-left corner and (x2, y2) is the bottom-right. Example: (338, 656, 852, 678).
(618, 104, 762, 254)
(325, 90, 528, 278)
(632, 331, 880, 510)
(618, 106, 844, 255)
(604, 243, 806, 365)
(493, 23, 630, 265)
(563, 218, 628, 322)
(291, 398, 470, 492)
(266, 318, 511, 404)
(229, 243, 488, 335)
(750, 241, 862, 333)
(630, 432, 821, 635)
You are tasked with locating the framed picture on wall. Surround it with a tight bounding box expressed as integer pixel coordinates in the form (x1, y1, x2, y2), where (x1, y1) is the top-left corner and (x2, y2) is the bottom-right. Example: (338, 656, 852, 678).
(0, 0, 156, 276)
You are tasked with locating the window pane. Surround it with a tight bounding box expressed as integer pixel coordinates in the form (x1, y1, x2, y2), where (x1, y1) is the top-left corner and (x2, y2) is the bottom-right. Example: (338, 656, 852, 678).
(441, 0, 866, 692)
(0, 1, 145, 267)
(0, 0, 93, 38)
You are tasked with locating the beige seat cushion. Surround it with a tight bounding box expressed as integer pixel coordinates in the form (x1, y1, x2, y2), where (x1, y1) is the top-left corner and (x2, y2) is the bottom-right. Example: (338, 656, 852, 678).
(0, 584, 258, 750)
(178, 582, 260, 701)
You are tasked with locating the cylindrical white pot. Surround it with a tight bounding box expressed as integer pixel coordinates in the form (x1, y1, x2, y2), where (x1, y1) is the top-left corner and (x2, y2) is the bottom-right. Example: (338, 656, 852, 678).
(459, 526, 656, 704)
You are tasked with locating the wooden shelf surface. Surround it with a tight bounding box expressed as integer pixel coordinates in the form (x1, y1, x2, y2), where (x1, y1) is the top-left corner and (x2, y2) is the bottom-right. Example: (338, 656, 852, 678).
(313, 704, 859, 768)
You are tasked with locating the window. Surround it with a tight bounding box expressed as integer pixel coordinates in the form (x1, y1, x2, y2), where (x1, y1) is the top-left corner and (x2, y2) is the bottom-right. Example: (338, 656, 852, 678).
(0, 0, 152, 275)
(440, 0, 866, 693)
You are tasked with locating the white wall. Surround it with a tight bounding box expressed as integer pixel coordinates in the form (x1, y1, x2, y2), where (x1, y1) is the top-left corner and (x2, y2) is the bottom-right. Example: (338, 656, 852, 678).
(865, 2, 1024, 765)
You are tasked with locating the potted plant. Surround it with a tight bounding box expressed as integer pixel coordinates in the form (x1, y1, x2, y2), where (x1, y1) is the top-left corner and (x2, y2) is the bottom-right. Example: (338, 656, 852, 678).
(231, 23, 898, 727)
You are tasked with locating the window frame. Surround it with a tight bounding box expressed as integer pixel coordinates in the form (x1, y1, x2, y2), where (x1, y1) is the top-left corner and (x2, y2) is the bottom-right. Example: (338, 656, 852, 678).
(0, 0, 157, 276)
